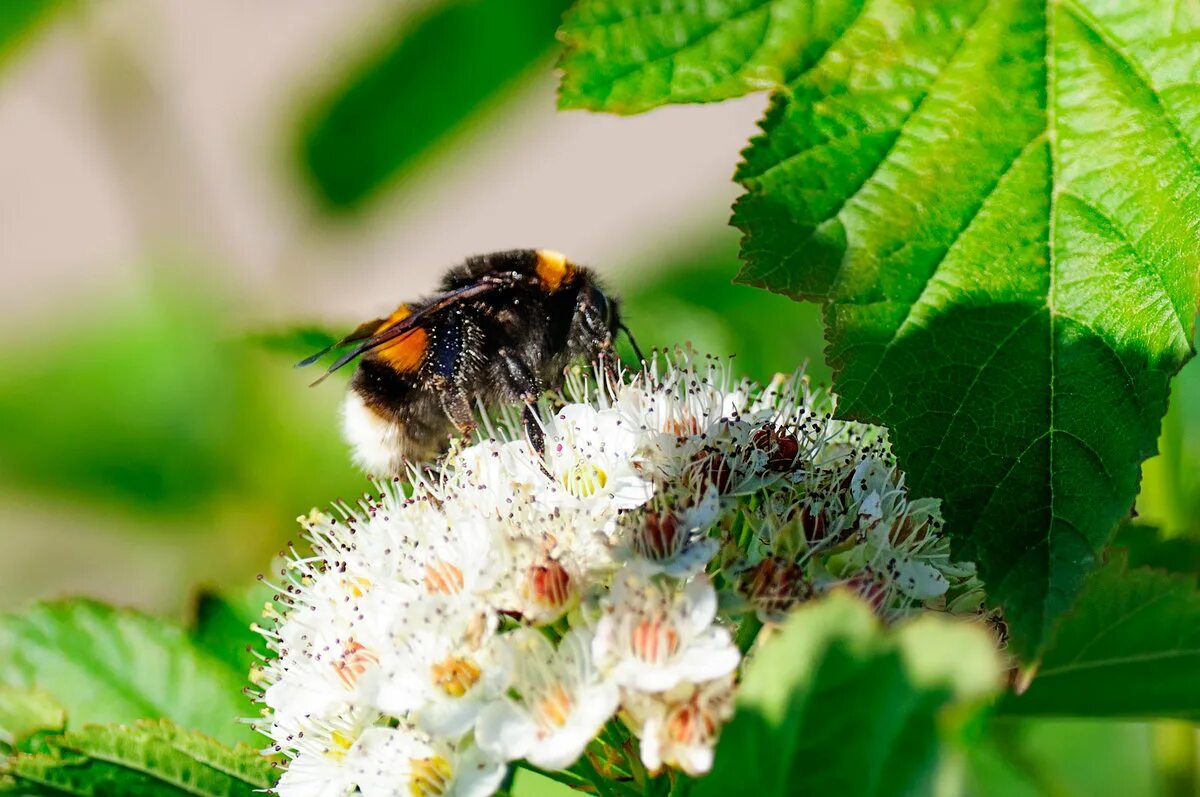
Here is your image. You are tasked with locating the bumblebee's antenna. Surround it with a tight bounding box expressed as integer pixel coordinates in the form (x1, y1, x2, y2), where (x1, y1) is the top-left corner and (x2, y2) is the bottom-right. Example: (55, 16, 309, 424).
(295, 342, 339, 368)
(618, 322, 645, 364)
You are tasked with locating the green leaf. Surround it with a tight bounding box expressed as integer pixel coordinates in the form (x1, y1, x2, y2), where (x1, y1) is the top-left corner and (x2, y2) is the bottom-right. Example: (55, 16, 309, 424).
(558, 0, 866, 113)
(694, 591, 1002, 797)
(2, 721, 274, 796)
(0, 600, 254, 747)
(999, 557, 1200, 720)
(1111, 523, 1200, 581)
(558, 0, 1200, 659)
(0, 687, 64, 754)
(510, 767, 576, 797)
(190, 585, 271, 680)
(299, 0, 573, 211)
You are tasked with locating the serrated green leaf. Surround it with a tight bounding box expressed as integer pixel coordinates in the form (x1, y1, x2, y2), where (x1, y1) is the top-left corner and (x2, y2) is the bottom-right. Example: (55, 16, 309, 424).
(694, 591, 1002, 797)
(737, 0, 1200, 660)
(558, 0, 866, 113)
(2, 720, 274, 797)
(300, 0, 572, 211)
(999, 557, 1200, 720)
(0, 601, 254, 747)
(0, 687, 64, 755)
(558, 0, 1200, 658)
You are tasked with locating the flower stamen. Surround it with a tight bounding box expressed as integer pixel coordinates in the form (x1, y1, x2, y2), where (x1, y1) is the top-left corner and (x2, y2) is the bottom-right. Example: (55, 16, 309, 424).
(430, 656, 481, 698)
(409, 755, 454, 797)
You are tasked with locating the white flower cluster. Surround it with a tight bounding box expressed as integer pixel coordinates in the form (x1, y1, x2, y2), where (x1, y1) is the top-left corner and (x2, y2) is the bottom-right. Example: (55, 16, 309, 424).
(253, 352, 975, 796)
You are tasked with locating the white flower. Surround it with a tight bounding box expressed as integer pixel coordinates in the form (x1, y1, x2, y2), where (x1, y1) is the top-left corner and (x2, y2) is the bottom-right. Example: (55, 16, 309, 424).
(273, 708, 378, 797)
(613, 486, 721, 577)
(850, 457, 904, 525)
(444, 438, 540, 515)
(371, 599, 506, 738)
(392, 503, 513, 609)
(351, 726, 505, 797)
(259, 348, 974, 795)
(847, 461, 955, 603)
(593, 565, 739, 693)
(476, 628, 619, 770)
(538, 404, 655, 514)
(623, 675, 735, 777)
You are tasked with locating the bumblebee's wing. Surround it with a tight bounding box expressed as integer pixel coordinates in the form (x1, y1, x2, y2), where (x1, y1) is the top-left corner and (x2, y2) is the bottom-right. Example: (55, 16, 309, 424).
(302, 275, 535, 385)
(294, 317, 387, 368)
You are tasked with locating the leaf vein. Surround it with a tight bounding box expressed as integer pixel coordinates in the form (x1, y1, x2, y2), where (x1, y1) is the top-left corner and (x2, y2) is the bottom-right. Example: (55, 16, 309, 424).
(1057, 189, 1192, 348)
(1060, 0, 1200, 173)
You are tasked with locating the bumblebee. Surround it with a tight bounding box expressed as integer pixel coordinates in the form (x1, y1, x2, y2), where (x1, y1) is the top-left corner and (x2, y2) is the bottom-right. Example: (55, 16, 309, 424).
(299, 249, 641, 476)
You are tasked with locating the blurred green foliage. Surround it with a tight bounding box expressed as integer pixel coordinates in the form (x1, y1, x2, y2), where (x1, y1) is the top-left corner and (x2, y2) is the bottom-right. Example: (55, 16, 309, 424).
(615, 231, 829, 386)
(0, 0, 64, 69)
(1139, 333, 1200, 539)
(1114, 524, 1200, 584)
(299, 0, 572, 211)
(0, 284, 365, 521)
(968, 719, 1157, 797)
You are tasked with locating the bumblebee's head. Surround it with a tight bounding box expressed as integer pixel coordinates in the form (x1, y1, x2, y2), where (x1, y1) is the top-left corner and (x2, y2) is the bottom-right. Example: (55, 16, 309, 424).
(589, 282, 618, 330)
(582, 281, 642, 364)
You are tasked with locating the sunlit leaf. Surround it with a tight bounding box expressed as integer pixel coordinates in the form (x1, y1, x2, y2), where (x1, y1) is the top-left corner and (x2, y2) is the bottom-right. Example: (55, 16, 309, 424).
(0, 687, 64, 755)
(0, 601, 254, 746)
(558, 0, 865, 113)
(559, 0, 1200, 659)
(1, 721, 274, 796)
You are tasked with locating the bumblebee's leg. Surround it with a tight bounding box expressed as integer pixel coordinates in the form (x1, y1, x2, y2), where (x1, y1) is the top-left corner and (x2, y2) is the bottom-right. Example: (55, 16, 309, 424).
(431, 313, 477, 436)
(497, 347, 545, 456)
(440, 386, 476, 436)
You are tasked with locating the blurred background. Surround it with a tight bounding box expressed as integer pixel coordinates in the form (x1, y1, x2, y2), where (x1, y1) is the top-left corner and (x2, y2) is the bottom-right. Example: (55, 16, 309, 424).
(0, 2, 1196, 794)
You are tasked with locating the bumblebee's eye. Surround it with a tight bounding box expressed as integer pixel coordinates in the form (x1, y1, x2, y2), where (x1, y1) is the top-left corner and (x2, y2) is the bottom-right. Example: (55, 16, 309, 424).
(590, 287, 614, 328)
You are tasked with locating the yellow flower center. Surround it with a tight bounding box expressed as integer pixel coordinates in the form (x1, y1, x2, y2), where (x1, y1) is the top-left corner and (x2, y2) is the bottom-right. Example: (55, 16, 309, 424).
(409, 755, 454, 797)
(327, 729, 355, 761)
(341, 576, 372, 598)
(430, 656, 481, 697)
(560, 462, 608, 498)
